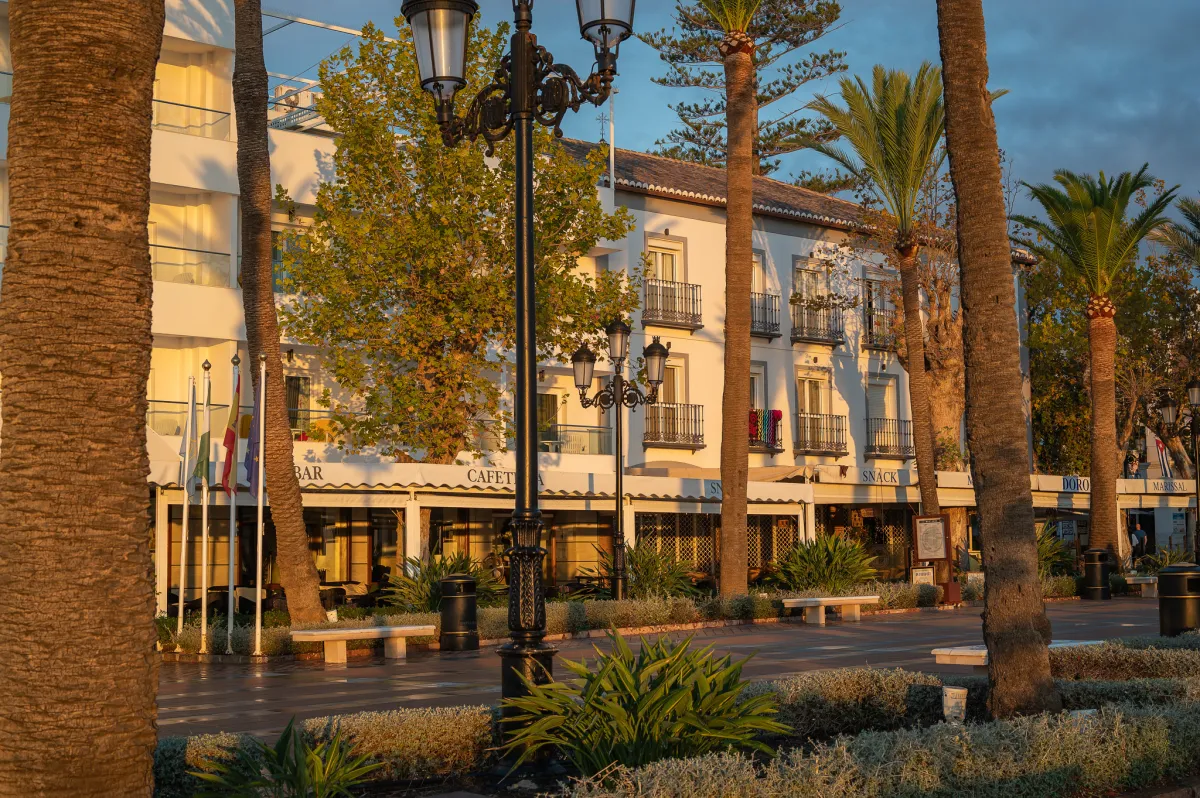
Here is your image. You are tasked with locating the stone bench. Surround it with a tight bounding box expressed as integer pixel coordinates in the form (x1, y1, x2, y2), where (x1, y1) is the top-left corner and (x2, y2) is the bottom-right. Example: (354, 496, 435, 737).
(1127, 575, 1159, 598)
(781, 595, 880, 626)
(932, 640, 1102, 672)
(291, 625, 436, 664)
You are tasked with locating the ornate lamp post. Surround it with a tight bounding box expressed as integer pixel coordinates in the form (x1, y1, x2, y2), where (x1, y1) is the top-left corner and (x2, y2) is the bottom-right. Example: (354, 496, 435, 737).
(401, 0, 636, 708)
(571, 323, 669, 599)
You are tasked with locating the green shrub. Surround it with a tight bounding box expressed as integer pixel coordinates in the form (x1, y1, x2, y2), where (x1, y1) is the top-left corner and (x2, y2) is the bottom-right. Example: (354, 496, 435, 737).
(301, 706, 495, 781)
(1051, 642, 1200, 680)
(767, 536, 877, 593)
(155, 733, 256, 798)
(1042, 574, 1078, 598)
(579, 544, 699, 600)
(566, 705, 1200, 798)
(959, 576, 985, 602)
(1037, 521, 1075, 577)
(1111, 572, 1130, 595)
(699, 594, 778, 621)
(1137, 548, 1194, 575)
(501, 630, 789, 776)
(382, 553, 501, 611)
(192, 717, 378, 797)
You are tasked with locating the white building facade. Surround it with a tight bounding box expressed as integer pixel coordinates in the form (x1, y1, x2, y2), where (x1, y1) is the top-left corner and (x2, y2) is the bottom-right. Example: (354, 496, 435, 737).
(0, 2, 1190, 610)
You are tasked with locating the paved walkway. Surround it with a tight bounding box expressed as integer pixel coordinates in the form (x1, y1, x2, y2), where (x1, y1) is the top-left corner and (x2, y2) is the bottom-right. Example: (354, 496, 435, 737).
(158, 598, 1157, 739)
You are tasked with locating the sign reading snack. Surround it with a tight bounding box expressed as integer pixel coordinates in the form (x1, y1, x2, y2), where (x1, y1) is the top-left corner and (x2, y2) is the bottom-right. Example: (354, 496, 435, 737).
(913, 513, 951, 561)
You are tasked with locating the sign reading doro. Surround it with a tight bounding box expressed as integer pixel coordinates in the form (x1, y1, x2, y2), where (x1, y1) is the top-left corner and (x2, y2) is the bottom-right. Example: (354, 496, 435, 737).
(1061, 475, 1090, 492)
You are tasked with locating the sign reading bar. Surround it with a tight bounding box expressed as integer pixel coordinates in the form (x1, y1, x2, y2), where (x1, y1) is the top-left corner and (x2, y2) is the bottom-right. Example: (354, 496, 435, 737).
(913, 513, 951, 561)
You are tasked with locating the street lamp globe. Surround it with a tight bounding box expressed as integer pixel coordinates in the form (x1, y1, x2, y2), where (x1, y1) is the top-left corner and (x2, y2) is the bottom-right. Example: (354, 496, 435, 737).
(576, 0, 636, 57)
(605, 319, 631, 364)
(571, 344, 597, 392)
(401, 0, 479, 106)
(643, 336, 669, 389)
(1159, 396, 1180, 427)
(1188, 379, 1200, 408)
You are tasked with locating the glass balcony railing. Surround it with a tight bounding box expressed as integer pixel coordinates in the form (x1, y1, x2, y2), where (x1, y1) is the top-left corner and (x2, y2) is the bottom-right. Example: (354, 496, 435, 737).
(539, 424, 613, 455)
(152, 244, 232, 287)
(152, 98, 231, 141)
(0, 71, 11, 104)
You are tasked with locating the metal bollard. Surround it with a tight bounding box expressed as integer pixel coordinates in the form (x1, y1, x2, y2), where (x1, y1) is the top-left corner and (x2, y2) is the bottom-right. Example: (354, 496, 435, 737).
(439, 574, 479, 651)
(1082, 548, 1110, 601)
(1158, 563, 1200, 637)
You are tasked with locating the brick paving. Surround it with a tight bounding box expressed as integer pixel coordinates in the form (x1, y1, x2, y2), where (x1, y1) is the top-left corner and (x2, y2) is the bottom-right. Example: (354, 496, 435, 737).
(157, 598, 1157, 739)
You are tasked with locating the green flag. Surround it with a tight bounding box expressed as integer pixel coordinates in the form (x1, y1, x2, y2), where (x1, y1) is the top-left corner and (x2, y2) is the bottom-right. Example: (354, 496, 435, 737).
(192, 380, 211, 485)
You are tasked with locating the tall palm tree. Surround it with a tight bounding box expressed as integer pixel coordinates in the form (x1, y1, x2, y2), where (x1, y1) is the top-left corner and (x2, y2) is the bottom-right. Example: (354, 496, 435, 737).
(1012, 167, 1177, 561)
(0, 0, 163, 792)
(935, 0, 1061, 718)
(234, 0, 325, 625)
(807, 63, 951, 517)
(1150, 197, 1200, 265)
(697, 0, 759, 597)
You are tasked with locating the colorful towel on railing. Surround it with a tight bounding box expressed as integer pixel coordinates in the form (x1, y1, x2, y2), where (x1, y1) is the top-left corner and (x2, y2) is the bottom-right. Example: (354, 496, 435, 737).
(749, 409, 759, 438)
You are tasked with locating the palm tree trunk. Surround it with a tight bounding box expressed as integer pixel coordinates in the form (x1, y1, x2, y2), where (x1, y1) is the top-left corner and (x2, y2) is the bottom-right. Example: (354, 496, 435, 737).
(233, 0, 324, 625)
(718, 35, 755, 597)
(0, 0, 163, 793)
(898, 252, 941, 515)
(1087, 299, 1119, 559)
(935, 0, 1060, 718)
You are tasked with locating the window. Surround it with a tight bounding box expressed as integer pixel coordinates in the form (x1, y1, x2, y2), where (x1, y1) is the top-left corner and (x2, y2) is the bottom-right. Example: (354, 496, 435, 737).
(751, 251, 766, 294)
(865, 277, 893, 312)
(867, 377, 896, 419)
(537, 393, 560, 450)
(285, 375, 310, 432)
(797, 374, 823, 416)
(795, 263, 825, 300)
(648, 240, 683, 282)
(661, 363, 681, 404)
(749, 364, 766, 411)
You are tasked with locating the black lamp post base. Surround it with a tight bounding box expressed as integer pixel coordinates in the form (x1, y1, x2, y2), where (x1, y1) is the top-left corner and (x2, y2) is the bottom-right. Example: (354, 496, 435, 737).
(498, 639, 557, 718)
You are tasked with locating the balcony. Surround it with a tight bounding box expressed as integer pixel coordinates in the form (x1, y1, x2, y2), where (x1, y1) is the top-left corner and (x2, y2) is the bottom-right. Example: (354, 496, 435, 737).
(539, 424, 613, 455)
(749, 409, 784, 453)
(864, 417, 915, 459)
(791, 304, 845, 346)
(794, 412, 849, 456)
(750, 292, 782, 339)
(643, 279, 703, 330)
(863, 308, 899, 351)
(152, 99, 232, 141)
(147, 400, 251, 438)
(152, 244, 232, 288)
(644, 403, 705, 449)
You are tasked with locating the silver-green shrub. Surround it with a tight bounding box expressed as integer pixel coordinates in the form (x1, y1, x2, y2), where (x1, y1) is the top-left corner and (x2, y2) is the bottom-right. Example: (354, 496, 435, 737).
(154, 732, 257, 798)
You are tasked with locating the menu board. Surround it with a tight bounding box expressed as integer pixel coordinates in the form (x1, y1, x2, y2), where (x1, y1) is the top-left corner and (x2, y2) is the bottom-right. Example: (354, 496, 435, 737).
(913, 514, 950, 561)
(911, 566, 936, 586)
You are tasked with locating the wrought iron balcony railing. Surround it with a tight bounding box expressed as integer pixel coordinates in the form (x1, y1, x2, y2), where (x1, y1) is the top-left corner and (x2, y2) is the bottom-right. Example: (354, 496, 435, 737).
(643, 278, 703, 330)
(864, 417, 915, 459)
(644, 402, 705, 448)
(791, 303, 846, 346)
(863, 308, 899, 350)
(750, 292, 781, 339)
(794, 412, 849, 456)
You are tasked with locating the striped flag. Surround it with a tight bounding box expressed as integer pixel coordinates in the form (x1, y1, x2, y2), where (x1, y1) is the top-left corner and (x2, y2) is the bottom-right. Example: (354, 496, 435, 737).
(179, 379, 197, 495)
(244, 384, 262, 497)
(1156, 435, 1174, 479)
(192, 379, 211, 486)
(221, 373, 241, 495)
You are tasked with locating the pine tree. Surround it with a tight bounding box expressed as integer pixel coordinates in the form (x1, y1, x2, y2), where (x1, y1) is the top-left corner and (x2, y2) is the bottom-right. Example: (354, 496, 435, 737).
(641, 0, 849, 188)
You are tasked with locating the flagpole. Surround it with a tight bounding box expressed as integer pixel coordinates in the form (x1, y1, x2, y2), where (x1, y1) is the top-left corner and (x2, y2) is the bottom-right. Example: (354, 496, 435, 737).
(226, 355, 240, 654)
(177, 376, 195, 638)
(254, 354, 267, 657)
(199, 361, 212, 654)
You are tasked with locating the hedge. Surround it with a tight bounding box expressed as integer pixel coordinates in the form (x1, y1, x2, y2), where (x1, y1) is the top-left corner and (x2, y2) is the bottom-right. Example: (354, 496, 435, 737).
(565, 704, 1200, 798)
(154, 706, 494, 798)
(159, 582, 945, 656)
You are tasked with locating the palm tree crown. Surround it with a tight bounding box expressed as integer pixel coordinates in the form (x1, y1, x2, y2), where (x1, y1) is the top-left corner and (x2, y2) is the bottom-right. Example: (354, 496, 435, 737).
(1012, 166, 1178, 298)
(807, 62, 947, 249)
(1149, 196, 1200, 266)
(699, 0, 762, 31)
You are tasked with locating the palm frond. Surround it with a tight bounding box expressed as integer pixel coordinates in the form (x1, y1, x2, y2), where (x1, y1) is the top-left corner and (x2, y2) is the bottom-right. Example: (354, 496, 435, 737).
(1149, 196, 1200, 267)
(698, 0, 762, 32)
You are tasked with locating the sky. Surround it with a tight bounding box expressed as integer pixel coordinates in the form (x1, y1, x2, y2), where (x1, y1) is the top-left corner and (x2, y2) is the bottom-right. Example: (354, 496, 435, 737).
(263, 1, 1200, 215)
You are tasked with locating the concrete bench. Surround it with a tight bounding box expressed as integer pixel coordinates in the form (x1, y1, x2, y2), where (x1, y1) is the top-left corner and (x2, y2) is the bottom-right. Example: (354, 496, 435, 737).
(291, 625, 436, 664)
(932, 640, 1102, 672)
(781, 595, 880, 626)
(1127, 575, 1159, 598)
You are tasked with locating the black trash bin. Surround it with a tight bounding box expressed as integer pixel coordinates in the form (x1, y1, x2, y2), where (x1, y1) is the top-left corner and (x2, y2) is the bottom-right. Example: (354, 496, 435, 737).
(440, 574, 479, 651)
(1159, 563, 1200, 637)
(1082, 548, 1111, 601)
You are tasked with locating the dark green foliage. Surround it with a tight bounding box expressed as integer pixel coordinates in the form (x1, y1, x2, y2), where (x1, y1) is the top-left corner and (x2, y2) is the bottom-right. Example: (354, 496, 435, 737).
(1137, 548, 1195, 575)
(381, 553, 501, 612)
(1036, 521, 1075, 578)
(500, 630, 789, 776)
(578, 544, 699, 600)
(192, 717, 378, 797)
(639, 1, 848, 182)
(766, 536, 877, 593)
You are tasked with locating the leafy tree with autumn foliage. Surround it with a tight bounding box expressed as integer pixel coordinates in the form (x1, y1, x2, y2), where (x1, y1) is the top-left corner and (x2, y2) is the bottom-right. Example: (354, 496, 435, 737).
(276, 22, 639, 559)
(641, 0, 850, 189)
